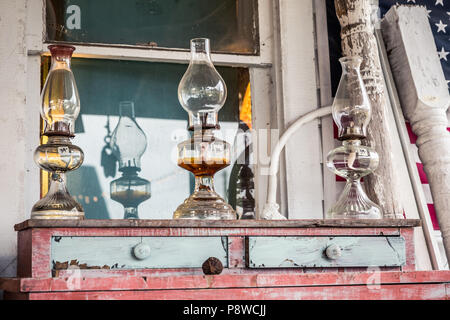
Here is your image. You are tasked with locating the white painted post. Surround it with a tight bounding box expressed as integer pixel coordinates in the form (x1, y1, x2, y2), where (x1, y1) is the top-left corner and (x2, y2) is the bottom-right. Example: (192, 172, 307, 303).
(381, 5, 450, 263)
(334, 0, 404, 218)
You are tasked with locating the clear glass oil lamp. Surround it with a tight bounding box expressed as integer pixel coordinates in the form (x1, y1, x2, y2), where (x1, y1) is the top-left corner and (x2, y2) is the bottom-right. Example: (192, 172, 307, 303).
(326, 56, 382, 219)
(173, 38, 236, 220)
(110, 101, 151, 219)
(31, 45, 85, 219)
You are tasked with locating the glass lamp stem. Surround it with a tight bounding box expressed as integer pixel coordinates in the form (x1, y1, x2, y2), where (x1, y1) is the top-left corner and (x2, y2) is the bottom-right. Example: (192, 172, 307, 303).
(124, 207, 139, 219)
(195, 175, 215, 193)
(191, 38, 211, 61)
(48, 172, 69, 194)
(342, 178, 365, 202)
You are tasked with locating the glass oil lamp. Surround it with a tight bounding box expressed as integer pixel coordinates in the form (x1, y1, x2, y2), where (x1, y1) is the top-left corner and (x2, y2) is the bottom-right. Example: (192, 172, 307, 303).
(234, 120, 255, 220)
(31, 45, 85, 219)
(326, 56, 382, 219)
(173, 38, 236, 220)
(110, 101, 151, 219)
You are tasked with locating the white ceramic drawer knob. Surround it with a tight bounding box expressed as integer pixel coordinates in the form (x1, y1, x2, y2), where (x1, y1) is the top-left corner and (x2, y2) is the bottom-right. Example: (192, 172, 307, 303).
(133, 243, 151, 260)
(325, 244, 342, 260)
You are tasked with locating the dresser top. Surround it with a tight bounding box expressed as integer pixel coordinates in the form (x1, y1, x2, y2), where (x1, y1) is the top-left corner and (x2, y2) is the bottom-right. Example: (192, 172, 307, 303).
(14, 219, 421, 231)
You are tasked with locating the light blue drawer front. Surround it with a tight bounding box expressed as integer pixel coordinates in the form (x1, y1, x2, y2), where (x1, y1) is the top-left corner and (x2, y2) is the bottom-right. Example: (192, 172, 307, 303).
(246, 236, 406, 268)
(51, 236, 228, 269)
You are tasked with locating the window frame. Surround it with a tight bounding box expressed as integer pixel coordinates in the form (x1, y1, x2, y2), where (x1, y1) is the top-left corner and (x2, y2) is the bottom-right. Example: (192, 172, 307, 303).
(29, 0, 273, 66)
(26, 0, 279, 219)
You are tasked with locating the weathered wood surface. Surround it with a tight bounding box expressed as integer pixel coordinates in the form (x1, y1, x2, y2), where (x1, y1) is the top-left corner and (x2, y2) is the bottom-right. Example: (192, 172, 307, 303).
(12, 284, 446, 300)
(51, 236, 228, 270)
(14, 218, 421, 230)
(1, 271, 449, 292)
(381, 5, 450, 264)
(376, 28, 444, 270)
(18, 226, 415, 278)
(1, 271, 449, 300)
(247, 236, 405, 268)
(334, 0, 404, 218)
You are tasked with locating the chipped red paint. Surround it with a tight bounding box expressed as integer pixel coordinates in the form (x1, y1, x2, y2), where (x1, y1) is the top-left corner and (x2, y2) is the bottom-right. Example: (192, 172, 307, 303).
(228, 237, 245, 269)
(2, 271, 449, 292)
(13, 283, 450, 300)
(401, 228, 415, 272)
(2, 271, 449, 300)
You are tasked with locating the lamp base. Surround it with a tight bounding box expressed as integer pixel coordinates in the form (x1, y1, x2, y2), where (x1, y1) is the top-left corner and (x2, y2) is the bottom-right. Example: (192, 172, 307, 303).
(31, 209, 84, 220)
(31, 199, 84, 220)
(326, 179, 382, 219)
(31, 173, 84, 220)
(173, 190, 236, 220)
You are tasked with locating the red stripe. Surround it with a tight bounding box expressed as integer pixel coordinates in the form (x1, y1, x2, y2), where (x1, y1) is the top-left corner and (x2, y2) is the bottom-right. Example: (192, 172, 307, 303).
(335, 175, 364, 182)
(333, 123, 338, 140)
(427, 204, 440, 231)
(405, 122, 417, 144)
(416, 163, 428, 184)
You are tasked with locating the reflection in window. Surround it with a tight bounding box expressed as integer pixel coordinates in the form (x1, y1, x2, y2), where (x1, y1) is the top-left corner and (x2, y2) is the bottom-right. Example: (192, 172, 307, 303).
(46, 0, 259, 54)
(40, 57, 254, 219)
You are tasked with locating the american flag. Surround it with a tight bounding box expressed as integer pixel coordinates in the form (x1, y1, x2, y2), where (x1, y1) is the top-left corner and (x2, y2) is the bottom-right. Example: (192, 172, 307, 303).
(379, 0, 450, 92)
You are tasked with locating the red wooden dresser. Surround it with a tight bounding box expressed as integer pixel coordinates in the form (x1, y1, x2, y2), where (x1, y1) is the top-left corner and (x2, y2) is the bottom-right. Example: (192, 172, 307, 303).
(1, 219, 449, 300)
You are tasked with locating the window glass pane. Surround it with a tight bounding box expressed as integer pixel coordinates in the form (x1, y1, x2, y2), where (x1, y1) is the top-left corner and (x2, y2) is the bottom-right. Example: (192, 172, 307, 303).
(41, 57, 254, 219)
(46, 0, 259, 54)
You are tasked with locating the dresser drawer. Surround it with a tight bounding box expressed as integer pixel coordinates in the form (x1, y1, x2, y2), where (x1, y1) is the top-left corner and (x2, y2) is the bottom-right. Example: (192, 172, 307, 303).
(246, 236, 406, 268)
(51, 236, 228, 269)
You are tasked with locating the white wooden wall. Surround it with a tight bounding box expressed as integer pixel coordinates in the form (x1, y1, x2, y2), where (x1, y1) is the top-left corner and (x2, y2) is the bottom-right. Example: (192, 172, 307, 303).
(276, 0, 323, 219)
(0, 0, 40, 283)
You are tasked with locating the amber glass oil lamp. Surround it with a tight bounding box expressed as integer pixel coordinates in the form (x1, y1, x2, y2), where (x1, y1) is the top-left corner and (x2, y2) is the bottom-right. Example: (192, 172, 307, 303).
(326, 56, 382, 219)
(31, 45, 84, 219)
(110, 101, 151, 219)
(173, 38, 236, 220)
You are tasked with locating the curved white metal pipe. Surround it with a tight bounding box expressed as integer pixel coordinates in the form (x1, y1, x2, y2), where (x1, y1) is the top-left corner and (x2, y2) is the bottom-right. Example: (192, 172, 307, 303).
(262, 106, 332, 219)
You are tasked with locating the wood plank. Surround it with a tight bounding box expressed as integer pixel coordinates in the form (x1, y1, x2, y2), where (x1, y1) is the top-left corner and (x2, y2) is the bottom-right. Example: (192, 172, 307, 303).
(276, 0, 323, 218)
(247, 236, 406, 268)
(51, 236, 228, 270)
(35, 227, 403, 237)
(14, 219, 421, 230)
(250, 67, 277, 218)
(51, 265, 401, 278)
(2, 271, 450, 293)
(17, 228, 32, 277)
(25, 283, 448, 300)
(314, 0, 338, 216)
(401, 228, 416, 271)
(30, 229, 53, 278)
(228, 237, 245, 268)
